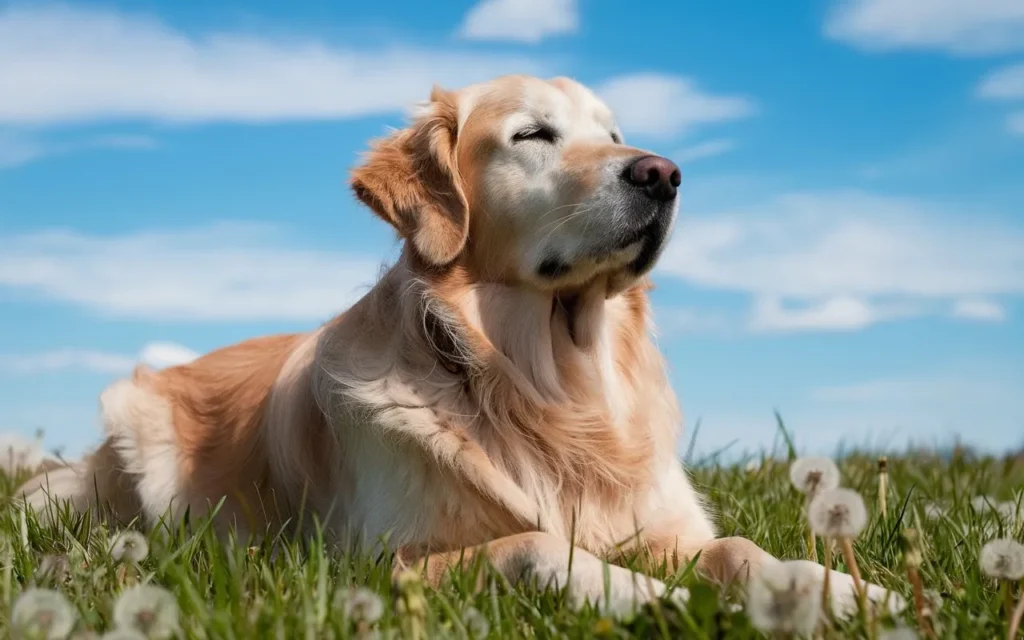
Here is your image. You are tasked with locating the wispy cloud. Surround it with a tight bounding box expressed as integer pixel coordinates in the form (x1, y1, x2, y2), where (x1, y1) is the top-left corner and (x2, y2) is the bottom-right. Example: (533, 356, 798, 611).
(951, 298, 1007, 322)
(0, 350, 136, 375)
(0, 129, 157, 170)
(672, 139, 736, 164)
(977, 62, 1024, 99)
(653, 307, 733, 337)
(0, 223, 382, 321)
(1009, 110, 1024, 135)
(825, 0, 1024, 55)
(0, 4, 546, 127)
(748, 295, 922, 333)
(598, 74, 755, 139)
(0, 341, 201, 375)
(655, 190, 1024, 332)
(139, 342, 200, 368)
(459, 0, 576, 43)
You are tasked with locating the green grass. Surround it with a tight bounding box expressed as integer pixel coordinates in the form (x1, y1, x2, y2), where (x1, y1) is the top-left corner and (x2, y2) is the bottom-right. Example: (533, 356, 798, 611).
(1, 449, 1022, 638)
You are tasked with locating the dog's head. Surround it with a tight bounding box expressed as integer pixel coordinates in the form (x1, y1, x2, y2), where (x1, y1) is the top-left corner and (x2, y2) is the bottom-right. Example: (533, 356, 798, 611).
(351, 75, 680, 296)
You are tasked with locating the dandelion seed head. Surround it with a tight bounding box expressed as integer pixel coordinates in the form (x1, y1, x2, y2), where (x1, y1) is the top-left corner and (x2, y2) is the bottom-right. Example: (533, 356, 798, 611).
(462, 606, 490, 639)
(808, 487, 868, 538)
(922, 502, 945, 520)
(996, 501, 1021, 523)
(108, 531, 149, 564)
(11, 587, 78, 640)
(37, 555, 72, 584)
(971, 495, 996, 514)
(112, 584, 181, 640)
(336, 586, 384, 624)
(789, 456, 840, 495)
(745, 560, 822, 635)
(979, 538, 1024, 580)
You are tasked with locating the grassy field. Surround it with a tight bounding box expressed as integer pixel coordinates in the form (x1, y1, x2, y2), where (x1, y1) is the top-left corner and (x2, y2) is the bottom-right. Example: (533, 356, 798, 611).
(1, 444, 1022, 639)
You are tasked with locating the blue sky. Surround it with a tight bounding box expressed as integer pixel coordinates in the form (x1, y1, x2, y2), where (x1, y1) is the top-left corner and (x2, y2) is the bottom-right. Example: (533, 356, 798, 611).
(1, 0, 1022, 459)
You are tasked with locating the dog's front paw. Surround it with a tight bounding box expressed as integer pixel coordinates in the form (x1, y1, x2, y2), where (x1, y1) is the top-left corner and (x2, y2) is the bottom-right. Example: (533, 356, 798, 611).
(825, 567, 907, 619)
(563, 562, 669, 617)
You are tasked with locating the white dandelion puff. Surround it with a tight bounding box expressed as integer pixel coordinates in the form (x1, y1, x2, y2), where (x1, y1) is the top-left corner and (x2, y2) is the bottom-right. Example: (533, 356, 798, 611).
(462, 606, 490, 639)
(745, 560, 822, 635)
(109, 531, 149, 564)
(808, 488, 868, 538)
(112, 584, 181, 640)
(37, 555, 72, 584)
(979, 538, 1024, 580)
(997, 501, 1021, 523)
(11, 587, 78, 640)
(789, 456, 840, 496)
(667, 587, 691, 609)
(972, 496, 997, 514)
(336, 587, 385, 624)
(922, 502, 946, 521)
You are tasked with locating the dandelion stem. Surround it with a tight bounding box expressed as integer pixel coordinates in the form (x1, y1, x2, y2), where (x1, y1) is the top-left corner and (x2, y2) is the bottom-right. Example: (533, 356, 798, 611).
(1008, 590, 1024, 640)
(908, 565, 935, 639)
(1003, 581, 1013, 621)
(877, 457, 888, 517)
(839, 537, 863, 596)
(839, 535, 868, 625)
(821, 538, 833, 622)
(805, 492, 818, 563)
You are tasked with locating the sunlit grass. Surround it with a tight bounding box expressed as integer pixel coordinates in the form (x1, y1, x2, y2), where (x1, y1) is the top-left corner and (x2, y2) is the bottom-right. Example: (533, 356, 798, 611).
(0, 445, 1022, 638)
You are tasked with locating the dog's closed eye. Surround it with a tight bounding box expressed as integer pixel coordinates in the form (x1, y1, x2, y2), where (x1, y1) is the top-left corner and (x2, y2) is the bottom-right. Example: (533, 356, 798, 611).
(512, 126, 558, 144)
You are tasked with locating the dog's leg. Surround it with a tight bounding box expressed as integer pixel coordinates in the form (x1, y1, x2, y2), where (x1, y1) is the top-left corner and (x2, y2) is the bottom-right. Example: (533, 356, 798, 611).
(397, 532, 673, 617)
(644, 535, 905, 618)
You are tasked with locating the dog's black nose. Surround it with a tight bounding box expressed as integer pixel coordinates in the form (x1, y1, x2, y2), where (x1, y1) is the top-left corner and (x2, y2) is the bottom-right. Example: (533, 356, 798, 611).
(624, 155, 681, 202)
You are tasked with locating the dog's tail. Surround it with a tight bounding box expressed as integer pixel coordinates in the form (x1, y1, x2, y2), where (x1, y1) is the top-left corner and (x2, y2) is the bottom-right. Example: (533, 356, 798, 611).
(15, 367, 156, 525)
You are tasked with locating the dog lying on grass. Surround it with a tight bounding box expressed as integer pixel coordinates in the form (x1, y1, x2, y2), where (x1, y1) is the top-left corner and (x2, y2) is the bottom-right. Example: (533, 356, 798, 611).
(20, 74, 903, 617)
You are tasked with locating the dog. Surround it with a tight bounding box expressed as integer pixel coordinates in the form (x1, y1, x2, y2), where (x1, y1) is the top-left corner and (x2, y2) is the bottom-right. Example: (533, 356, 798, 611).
(20, 74, 902, 617)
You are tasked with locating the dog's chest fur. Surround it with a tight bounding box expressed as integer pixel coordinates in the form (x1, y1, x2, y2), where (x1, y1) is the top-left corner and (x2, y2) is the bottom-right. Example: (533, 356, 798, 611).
(308, 272, 682, 556)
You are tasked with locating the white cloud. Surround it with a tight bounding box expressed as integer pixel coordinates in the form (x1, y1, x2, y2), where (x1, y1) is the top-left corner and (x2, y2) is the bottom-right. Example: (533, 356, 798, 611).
(0, 223, 383, 321)
(812, 371, 1018, 406)
(977, 62, 1024, 99)
(656, 190, 1024, 331)
(0, 4, 545, 127)
(598, 74, 755, 139)
(654, 307, 732, 336)
(748, 295, 921, 333)
(0, 130, 45, 169)
(459, 0, 576, 43)
(825, 0, 1024, 55)
(0, 128, 157, 170)
(951, 298, 1007, 322)
(1009, 111, 1024, 135)
(0, 350, 137, 375)
(139, 342, 200, 368)
(672, 139, 736, 164)
(0, 342, 200, 376)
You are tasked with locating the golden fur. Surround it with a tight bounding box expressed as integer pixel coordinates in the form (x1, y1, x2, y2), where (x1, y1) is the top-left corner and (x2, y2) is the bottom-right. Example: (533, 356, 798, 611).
(19, 75, 904, 617)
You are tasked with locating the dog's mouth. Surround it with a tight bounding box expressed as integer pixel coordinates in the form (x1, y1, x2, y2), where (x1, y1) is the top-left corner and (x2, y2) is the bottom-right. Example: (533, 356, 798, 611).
(536, 211, 673, 289)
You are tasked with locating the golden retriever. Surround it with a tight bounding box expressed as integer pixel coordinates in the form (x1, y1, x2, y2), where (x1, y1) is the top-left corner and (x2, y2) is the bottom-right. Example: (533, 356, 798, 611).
(21, 74, 902, 617)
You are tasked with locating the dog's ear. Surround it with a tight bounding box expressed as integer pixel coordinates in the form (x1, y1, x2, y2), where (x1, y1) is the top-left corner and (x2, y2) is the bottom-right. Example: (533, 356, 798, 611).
(350, 86, 468, 267)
